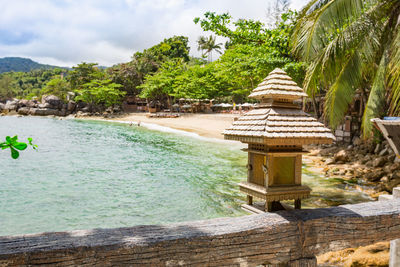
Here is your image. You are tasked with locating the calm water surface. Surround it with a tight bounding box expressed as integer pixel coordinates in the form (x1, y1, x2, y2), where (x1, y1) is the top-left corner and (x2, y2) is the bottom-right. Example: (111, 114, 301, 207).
(0, 116, 370, 236)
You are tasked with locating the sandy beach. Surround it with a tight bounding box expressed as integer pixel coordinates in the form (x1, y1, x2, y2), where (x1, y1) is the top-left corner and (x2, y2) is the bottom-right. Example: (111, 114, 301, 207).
(87, 112, 238, 140)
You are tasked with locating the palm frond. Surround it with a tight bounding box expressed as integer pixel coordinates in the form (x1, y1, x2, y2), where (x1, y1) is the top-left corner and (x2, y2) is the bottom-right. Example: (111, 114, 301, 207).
(388, 5, 400, 115)
(362, 51, 389, 137)
(303, 53, 324, 96)
(302, 2, 382, 96)
(324, 51, 363, 129)
(292, 0, 376, 61)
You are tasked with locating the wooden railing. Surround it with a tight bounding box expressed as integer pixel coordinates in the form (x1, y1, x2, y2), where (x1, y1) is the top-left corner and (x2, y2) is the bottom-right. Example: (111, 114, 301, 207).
(1, 199, 400, 266)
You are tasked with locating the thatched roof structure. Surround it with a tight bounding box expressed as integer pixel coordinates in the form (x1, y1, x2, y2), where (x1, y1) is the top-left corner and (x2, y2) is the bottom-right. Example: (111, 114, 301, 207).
(223, 68, 335, 145)
(248, 68, 307, 100)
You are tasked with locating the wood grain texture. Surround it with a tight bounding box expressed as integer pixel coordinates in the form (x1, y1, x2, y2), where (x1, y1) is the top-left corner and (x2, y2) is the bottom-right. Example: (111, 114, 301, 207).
(1, 199, 400, 266)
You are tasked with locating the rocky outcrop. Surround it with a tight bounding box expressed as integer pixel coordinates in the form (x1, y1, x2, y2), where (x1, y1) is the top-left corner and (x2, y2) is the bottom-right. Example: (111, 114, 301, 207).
(312, 139, 400, 196)
(4, 99, 19, 111)
(334, 150, 349, 163)
(0, 95, 118, 117)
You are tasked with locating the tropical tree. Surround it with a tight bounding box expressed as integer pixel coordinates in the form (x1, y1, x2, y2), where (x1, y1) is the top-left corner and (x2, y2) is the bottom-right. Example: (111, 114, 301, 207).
(197, 35, 223, 62)
(75, 79, 125, 108)
(41, 78, 70, 100)
(67, 63, 105, 90)
(0, 74, 16, 99)
(194, 10, 297, 54)
(292, 0, 400, 137)
(108, 36, 191, 96)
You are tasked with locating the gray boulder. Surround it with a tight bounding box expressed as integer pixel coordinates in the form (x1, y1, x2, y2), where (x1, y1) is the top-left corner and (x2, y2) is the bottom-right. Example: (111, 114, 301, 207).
(26, 100, 37, 108)
(17, 107, 30, 115)
(67, 101, 77, 112)
(30, 108, 59, 116)
(19, 99, 37, 108)
(38, 103, 53, 109)
(42, 95, 63, 109)
(365, 169, 385, 182)
(325, 158, 335, 165)
(373, 157, 387, 168)
(4, 100, 19, 111)
(334, 150, 349, 163)
(19, 99, 29, 107)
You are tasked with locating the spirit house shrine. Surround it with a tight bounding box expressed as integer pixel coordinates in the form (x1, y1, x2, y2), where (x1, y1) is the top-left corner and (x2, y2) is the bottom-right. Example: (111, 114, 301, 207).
(223, 68, 335, 213)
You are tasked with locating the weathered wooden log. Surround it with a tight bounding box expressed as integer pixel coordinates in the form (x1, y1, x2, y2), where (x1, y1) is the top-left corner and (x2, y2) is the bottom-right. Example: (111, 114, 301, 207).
(1, 199, 400, 266)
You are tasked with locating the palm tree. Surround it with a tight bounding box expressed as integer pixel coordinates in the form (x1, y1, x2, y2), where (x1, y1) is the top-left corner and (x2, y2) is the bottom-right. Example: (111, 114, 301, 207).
(197, 35, 223, 62)
(292, 0, 400, 137)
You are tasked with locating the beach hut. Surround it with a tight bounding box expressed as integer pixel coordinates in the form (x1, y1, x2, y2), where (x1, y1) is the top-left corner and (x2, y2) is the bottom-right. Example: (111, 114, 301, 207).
(223, 68, 335, 213)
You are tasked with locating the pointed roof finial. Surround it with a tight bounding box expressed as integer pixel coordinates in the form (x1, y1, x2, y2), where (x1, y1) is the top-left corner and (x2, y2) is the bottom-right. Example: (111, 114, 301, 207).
(249, 68, 307, 100)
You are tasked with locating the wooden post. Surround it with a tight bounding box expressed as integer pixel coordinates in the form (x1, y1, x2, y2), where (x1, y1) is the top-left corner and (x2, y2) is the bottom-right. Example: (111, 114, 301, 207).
(266, 201, 272, 212)
(378, 187, 400, 267)
(247, 195, 253, 205)
(294, 199, 301, 209)
(390, 187, 400, 267)
(390, 239, 400, 267)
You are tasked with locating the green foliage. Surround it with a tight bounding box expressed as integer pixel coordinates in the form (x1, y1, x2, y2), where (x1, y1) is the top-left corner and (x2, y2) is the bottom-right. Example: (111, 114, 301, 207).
(109, 36, 191, 96)
(0, 74, 16, 99)
(216, 44, 303, 98)
(75, 79, 126, 107)
(292, 0, 400, 135)
(41, 78, 70, 100)
(197, 35, 223, 61)
(194, 10, 297, 55)
(108, 63, 143, 96)
(0, 136, 37, 159)
(139, 42, 306, 102)
(0, 57, 59, 74)
(139, 60, 186, 99)
(137, 10, 306, 103)
(174, 63, 230, 99)
(145, 36, 190, 62)
(68, 62, 105, 90)
(0, 68, 68, 100)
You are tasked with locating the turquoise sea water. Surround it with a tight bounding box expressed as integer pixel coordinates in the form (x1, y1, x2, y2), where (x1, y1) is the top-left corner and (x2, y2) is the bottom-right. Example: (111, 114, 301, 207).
(0, 116, 370, 236)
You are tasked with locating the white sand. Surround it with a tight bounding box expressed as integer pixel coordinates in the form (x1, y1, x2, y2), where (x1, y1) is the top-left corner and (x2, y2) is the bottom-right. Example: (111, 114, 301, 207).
(85, 113, 238, 140)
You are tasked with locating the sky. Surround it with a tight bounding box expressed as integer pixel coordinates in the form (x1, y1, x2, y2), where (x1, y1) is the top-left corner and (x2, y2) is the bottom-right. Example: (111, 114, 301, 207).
(0, 0, 308, 67)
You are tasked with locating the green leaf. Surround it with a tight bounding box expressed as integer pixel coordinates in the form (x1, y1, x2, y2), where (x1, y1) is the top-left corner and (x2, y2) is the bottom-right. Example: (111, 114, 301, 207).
(5, 136, 12, 144)
(0, 143, 9, 150)
(10, 135, 18, 143)
(10, 147, 19, 159)
(13, 142, 28, 151)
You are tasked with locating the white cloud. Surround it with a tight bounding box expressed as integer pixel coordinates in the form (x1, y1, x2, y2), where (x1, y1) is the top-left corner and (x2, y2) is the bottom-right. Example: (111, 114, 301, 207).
(0, 0, 308, 67)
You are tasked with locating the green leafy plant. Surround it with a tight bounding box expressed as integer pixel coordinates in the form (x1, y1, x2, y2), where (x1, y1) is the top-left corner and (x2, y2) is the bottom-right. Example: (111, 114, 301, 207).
(292, 0, 400, 136)
(0, 135, 37, 159)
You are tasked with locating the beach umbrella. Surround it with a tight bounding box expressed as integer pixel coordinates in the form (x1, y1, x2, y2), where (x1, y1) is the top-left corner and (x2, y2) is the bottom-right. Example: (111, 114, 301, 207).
(221, 103, 233, 108)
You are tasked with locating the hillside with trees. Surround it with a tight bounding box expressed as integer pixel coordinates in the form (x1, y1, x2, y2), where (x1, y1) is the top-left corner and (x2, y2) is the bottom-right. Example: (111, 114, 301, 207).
(0, 57, 60, 74)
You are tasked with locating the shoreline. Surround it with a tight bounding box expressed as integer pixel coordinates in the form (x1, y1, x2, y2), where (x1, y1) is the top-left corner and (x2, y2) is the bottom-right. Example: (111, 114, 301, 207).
(78, 112, 237, 140)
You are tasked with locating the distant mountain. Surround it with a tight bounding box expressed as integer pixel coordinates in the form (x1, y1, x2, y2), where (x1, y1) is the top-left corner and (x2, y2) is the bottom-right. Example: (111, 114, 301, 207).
(0, 57, 61, 73)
